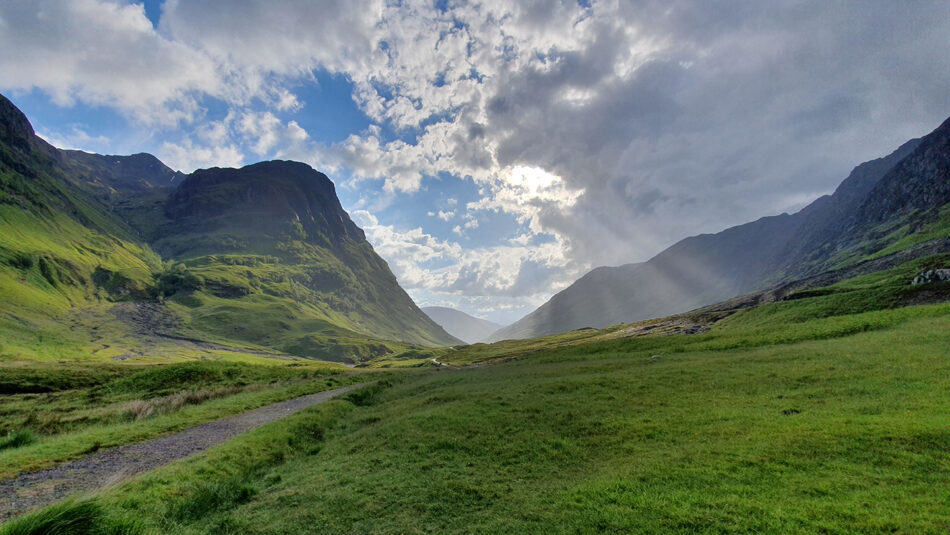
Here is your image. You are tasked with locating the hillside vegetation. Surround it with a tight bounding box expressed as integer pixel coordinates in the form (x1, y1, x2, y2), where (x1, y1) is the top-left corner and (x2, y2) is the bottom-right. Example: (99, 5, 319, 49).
(2, 257, 947, 533)
(0, 94, 457, 366)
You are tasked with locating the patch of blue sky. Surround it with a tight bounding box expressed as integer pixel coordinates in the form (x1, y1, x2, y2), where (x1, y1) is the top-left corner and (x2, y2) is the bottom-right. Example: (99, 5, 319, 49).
(138, 0, 164, 28)
(282, 70, 371, 145)
(360, 172, 478, 225)
(9, 89, 140, 152)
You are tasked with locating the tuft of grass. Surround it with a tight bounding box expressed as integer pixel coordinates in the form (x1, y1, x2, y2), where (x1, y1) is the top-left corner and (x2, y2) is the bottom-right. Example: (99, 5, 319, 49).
(0, 363, 129, 395)
(123, 386, 248, 421)
(164, 478, 258, 524)
(0, 500, 141, 535)
(0, 430, 36, 451)
(344, 381, 390, 407)
(103, 360, 338, 399)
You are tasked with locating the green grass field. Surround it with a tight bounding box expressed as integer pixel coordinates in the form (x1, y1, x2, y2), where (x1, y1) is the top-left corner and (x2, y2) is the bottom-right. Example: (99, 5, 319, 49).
(2, 258, 948, 533)
(0, 360, 373, 480)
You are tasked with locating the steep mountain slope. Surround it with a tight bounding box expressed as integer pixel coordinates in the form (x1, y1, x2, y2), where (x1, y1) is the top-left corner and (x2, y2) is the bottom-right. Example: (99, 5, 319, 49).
(0, 95, 160, 306)
(422, 306, 502, 344)
(0, 94, 165, 360)
(489, 118, 949, 341)
(0, 93, 459, 363)
(145, 160, 461, 354)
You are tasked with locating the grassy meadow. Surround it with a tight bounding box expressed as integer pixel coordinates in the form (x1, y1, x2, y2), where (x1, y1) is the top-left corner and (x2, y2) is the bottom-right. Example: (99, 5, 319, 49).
(1, 255, 948, 533)
(0, 360, 373, 480)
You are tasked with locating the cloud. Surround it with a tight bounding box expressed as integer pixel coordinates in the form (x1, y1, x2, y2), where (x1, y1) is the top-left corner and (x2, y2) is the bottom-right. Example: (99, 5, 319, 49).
(0, 0, 220, 125)
(158, 110, 315, 172)
(307, 0, 950, 270)
(353, 209, 576, 302)
(159, 138, 244, 172)
(35, 127, 110, 153)
(5, 0, 950, 321)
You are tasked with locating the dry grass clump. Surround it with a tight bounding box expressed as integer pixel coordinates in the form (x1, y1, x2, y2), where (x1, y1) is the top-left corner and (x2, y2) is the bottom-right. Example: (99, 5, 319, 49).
(125, 386, 250, 421)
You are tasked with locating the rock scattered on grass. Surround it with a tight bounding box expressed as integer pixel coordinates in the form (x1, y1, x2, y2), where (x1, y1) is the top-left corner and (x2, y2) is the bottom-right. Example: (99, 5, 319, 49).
(912, 268, 950, 285)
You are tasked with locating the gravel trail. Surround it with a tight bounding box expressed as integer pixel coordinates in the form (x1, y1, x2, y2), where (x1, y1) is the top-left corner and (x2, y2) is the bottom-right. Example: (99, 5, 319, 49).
(0, 383, 366, 521)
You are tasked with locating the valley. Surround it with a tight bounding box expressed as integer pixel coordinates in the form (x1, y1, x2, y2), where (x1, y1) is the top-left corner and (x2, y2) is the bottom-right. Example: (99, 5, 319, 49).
(2, 278, 947, 533)
(1, 87, 949, 534)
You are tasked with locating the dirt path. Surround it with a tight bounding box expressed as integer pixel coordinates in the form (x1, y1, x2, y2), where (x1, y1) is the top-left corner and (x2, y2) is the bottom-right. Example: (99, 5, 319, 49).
(0, 383, 366, 521)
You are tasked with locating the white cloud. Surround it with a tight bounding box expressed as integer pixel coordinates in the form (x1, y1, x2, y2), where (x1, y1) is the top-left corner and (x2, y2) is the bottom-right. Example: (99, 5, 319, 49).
(159, 138, 244, 172)
(35, 127, 110, 152)
(0, 0, 220, 125)
(354, 208, 577, 303)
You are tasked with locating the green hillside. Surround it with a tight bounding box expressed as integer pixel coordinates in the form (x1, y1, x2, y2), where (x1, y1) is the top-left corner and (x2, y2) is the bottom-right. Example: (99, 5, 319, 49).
(0, 95, 163, 362)
(0, 94, 458, 365)
(3, 251, 947, 533)
(143, 161, 460, 355)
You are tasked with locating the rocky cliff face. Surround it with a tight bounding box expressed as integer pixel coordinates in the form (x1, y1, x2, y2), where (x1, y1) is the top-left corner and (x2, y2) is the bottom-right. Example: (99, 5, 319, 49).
(165, 161, 363, 246)
(61, 151, 184, 193)
(777, 138, 922, 275)
(853, 117, 950, 227)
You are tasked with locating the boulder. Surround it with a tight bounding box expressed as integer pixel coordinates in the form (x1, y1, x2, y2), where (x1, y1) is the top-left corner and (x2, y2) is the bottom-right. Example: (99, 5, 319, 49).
(912, 268, 950, 285)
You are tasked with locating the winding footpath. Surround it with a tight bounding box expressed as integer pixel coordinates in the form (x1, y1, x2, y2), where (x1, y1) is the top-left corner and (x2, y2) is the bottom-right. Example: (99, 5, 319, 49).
(0, 383, 366, 521)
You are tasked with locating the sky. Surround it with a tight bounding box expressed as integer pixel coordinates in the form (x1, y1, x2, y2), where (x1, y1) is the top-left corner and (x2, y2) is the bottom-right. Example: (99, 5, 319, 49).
(1, 1, 949, 324)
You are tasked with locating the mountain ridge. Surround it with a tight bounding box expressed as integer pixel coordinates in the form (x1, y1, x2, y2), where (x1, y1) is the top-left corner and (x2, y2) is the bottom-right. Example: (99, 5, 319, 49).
(488, 119, 949, 342)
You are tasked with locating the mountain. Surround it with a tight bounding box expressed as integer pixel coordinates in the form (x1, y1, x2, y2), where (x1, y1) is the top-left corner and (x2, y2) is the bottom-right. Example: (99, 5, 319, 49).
(488, 118, 950, 341)
(0, 93, 459, 363)
(422, 306, 502, 344)
(0, 94, 161, 308)
(145, 159, 462, 353)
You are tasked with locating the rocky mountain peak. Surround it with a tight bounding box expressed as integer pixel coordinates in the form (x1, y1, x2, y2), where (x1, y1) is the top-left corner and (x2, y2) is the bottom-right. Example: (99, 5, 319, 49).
(165, 159, 364, 245)
(0, 94, 35, 152)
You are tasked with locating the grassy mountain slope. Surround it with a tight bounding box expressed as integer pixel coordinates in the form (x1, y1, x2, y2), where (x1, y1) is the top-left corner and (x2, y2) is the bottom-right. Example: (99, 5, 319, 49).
(0, 94, 164, 361)
(142, 161, 461, 355)
(0, 94, 458, 364)
(489, 119, 949, 341)
(422, 306, 502, 344)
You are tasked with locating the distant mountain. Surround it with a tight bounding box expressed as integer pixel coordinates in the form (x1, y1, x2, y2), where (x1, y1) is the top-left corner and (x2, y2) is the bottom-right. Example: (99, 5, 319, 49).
(0, 93, 459, 362)
(489, 118, 950, 341)
(422, 306, 502, 344)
